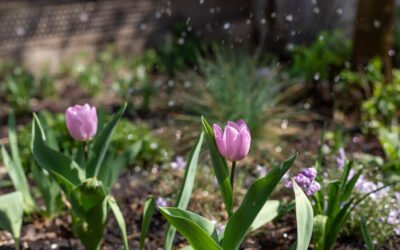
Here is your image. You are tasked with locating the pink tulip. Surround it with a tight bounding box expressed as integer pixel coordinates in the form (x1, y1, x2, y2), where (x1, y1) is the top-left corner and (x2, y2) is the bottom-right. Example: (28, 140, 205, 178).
(213, 120, 251, 162)
(66, 104, 97, 141)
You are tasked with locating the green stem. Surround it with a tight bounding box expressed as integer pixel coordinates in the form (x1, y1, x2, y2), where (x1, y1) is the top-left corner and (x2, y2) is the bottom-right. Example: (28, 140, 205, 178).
(15, 237, 20, 250)
(230, 161, 236, 191)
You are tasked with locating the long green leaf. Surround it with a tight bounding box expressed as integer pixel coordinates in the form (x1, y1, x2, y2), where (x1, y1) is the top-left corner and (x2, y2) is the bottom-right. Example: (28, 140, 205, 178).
(164, 132, 204, 250)
(108, 196, 129, 250)
(249, 200, 282, 232)
(1, 146, 36, 213)
(360, 216, 375, 250)
(222, 155, 296, 250)
(201, 116, 233, 216)
(32, 115, 83, 192)
(3, 112, 36, 213)
(8, 111, 23, 172)
(159, 207, 222, 250)
(0, 191, 23, 249)
(313, 215, 327, 250)
(86, 103, 127, 178)
(293, 180, 313, 250)
(140, 196, 156, 250)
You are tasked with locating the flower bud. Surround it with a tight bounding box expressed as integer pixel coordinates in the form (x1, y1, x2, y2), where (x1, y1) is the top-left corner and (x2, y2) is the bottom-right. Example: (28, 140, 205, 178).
(66, 104, 97, 141)
(213, 120, 251, 162)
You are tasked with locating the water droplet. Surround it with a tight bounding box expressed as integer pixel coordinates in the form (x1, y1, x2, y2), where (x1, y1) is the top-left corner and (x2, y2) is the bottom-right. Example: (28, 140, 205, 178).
(177, 37, 185, 45)
(155, 12, 162, 19)
(314, 72, 320, 81)
(373, 19, 381, 28)
(270, 12, 276, 18)
(139, 23, 147, 30)
(336, 8, 343, 15)
(80, 12, 89, 22)
(200, 0, 204, 4)
(313, 7, 320, 14)
(15, 27, 25, 36)
(209, 8, 215, 14)
(304, 103, 310, 109)
(285, 14, 293, 22)
(223, 22, 231, 30)
(261, 18, 266, 24)
(246, 19, 251, 25)
(286, 43, 294, 51)
(388, 49, 396, 57)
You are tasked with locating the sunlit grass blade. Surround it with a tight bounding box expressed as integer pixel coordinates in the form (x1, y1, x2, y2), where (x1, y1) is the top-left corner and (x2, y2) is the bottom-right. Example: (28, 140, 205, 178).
(361, 216, 375, 250)
(222, 154, 296, 250)
(2, 112, 36, 213)
(108, 196, 129, 250)
(0, 191, 23, 250)
(293, 180, 314, 250)
(159, 207, 222, 250)
(1, 146, 36, 213)
(164, 132, 204, 250)
(201, 116, 233, 216)
(140, 196, 155, 250)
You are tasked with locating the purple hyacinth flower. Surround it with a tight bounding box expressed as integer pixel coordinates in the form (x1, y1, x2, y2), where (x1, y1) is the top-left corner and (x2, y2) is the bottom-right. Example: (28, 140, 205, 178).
(306, 181, 321, 196)
(286, 167, 320, 196)
(302, 167, 317, 179)
(335, 148, 346, 169)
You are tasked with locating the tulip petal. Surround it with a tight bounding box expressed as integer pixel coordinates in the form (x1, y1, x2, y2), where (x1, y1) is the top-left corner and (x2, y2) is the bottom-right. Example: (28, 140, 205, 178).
(213, 124, 227, 158)
(224, 125, 239, 161)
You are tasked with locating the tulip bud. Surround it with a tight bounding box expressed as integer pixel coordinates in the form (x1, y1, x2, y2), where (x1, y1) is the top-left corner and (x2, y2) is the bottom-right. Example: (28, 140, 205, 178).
(213, 120, 251, 162)
(66, 104, 97, 141)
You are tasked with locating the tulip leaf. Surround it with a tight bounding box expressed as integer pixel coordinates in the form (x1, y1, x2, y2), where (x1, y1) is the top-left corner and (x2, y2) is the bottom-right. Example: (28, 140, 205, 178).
(159, 207, 222, 250)
(140, 196, 156, 250)
(32, 114, 83, 192)
(249, 200, 282, 232)
(98, 141, 142, 192)
(31, 163, 63, 218)
(313, 215, 327, 250)
(73, 197, 108, 250)
(86, 103, 127, 178)
(0, 191, 23, 249)
(293, 180, 313, 250)
(108, 196, 129, 250)
(201, 116, 233, 216)
(222, 154, 296, 250)
(70, 178, 107, 215)
(164, 132, 204, 250)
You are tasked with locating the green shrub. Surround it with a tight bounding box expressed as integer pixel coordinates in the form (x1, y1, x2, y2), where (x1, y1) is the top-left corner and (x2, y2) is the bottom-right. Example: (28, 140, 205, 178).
(290, 30, 350, 82)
